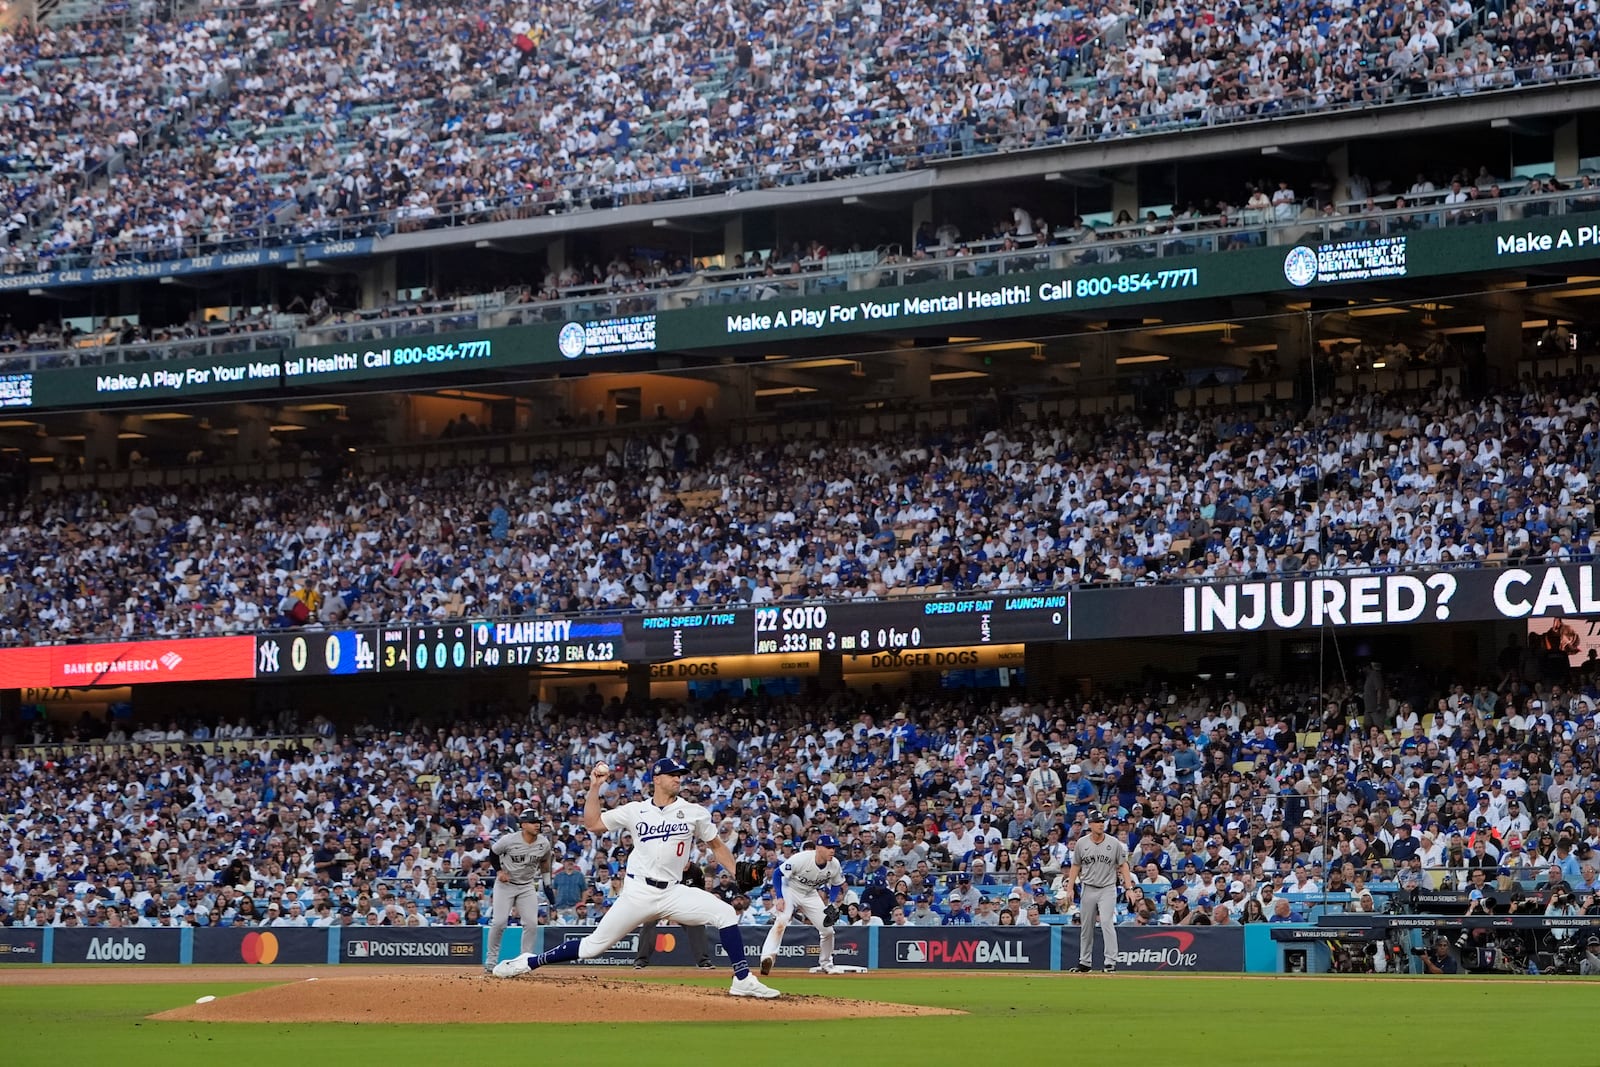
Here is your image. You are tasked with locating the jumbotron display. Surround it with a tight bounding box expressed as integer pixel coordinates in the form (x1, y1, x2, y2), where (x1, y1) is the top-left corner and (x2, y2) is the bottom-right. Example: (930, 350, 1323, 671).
(2, 564, 1598, 687)
(250, 596, 1069, 678)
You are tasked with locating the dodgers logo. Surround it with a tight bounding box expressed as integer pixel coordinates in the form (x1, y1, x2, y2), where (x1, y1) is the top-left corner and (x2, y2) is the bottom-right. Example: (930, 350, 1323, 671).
(558, 322, 587, 359)
(1283, 246, 1318, 287)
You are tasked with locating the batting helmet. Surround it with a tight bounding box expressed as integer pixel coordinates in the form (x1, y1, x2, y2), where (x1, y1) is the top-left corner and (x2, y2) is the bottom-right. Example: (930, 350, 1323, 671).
(517, 808, 539, 824)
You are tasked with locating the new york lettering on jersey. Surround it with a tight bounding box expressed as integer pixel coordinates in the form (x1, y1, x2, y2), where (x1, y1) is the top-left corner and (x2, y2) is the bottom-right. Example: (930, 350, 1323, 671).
(1074, 837, 1127, 887)
(492, 831, 551, 883)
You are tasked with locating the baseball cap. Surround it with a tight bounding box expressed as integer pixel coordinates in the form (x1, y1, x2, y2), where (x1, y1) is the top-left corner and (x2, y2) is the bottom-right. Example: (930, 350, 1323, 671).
(517, 809, 539, 824)
(651, 757, 690, 776)
(816, 834, 840, 849)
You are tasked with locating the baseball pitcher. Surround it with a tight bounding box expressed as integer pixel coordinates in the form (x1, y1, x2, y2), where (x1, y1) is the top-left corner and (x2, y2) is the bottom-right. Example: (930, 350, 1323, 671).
(486, 808, 553, 971)
(759, 834, 846, 976)
(492, 757, 779, 998)
(1062, 809, 1137, 973)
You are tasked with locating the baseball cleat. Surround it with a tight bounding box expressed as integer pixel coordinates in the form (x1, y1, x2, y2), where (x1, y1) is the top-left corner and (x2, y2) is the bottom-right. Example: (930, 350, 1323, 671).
(1073, 963, 1093, 973)
(1103, 965, 1116, 974)
(759, 955, 775, 976)
(696, 960, 717, 970)
(492, 955, 533, 978)
(633, 959, 648, 969)
(730, 974, 780, 999)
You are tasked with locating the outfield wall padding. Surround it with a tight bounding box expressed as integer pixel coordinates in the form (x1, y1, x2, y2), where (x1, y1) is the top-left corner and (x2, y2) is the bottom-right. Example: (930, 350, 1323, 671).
(1, 923, 1253, 972)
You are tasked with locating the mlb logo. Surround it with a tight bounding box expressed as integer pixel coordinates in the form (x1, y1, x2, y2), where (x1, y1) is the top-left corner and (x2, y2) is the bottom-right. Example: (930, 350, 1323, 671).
(896, 941, 928, 963)
(348, 941, 370, 957)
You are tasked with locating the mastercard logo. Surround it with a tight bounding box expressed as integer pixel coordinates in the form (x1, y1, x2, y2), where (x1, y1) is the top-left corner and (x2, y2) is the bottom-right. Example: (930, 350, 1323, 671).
(653, 933, 677, 953)
(240, 931, 279, 965)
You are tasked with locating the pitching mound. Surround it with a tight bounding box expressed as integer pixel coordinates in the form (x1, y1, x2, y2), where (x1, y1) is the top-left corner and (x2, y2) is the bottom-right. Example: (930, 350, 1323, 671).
(152, 972, 963, 1024)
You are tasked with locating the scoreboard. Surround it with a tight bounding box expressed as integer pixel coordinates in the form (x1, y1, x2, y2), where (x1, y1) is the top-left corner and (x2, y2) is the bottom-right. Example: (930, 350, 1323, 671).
(749, 595, 1068, 655)
(470, 618, 626, 666)
(383, 624, 474, 672)
(250, 594, 1069, 679)
(254, 620, 632, 678)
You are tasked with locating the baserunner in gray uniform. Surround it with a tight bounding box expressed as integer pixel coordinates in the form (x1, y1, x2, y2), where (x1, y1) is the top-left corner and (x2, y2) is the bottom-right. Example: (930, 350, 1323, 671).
(486, 808, 553, 972)
(1062, 809, 1138, 973)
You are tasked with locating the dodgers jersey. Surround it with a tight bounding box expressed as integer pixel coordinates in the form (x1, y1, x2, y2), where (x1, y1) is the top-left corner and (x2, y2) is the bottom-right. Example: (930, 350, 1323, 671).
(776, 849, 845, 899)
(491, 831, 553, 884)
(602, 799, 718, 883)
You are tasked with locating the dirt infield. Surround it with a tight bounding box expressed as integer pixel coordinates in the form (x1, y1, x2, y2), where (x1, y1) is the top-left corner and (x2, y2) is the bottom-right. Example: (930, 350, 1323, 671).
(147, 971, 962, 1024)
(0, 965, 415, 986)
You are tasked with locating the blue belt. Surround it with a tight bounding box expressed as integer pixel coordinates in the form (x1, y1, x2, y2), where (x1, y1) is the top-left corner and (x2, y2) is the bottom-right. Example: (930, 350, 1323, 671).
(628, 874, 674, 889)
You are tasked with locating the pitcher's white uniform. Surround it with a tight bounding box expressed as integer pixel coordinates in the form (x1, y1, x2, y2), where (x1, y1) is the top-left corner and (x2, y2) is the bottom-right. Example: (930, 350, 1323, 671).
(572, 798, 737, 959)
(760, 848, 844, 969)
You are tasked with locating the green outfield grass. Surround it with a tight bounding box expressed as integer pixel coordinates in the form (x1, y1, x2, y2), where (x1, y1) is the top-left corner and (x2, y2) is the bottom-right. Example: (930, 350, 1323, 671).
(3, 974, 1595, 1067)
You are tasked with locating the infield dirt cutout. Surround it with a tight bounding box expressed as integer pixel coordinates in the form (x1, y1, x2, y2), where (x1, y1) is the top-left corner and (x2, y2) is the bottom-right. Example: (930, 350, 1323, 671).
(152, 970, 964, 1024)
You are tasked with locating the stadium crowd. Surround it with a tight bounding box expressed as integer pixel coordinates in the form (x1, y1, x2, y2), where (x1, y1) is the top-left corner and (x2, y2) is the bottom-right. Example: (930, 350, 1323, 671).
(4, 657, 1600, 936)
(1, 363, 1598, 645)
(0, 0, 1595, 274)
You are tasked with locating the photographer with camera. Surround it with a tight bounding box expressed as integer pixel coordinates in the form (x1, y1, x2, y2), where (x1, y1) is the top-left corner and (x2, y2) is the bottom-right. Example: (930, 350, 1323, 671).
(1582, 934, 1600, 976)
(1415, 933, 1459, 974)
(1330, 942, 1374, 974)
(1542, 866, 1581, 944)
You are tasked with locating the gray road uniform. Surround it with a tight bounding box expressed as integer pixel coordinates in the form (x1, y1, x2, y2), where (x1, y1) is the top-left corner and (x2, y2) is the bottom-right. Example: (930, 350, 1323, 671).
(1072, 831, 1130, 968)
(488, 830, 553, 965)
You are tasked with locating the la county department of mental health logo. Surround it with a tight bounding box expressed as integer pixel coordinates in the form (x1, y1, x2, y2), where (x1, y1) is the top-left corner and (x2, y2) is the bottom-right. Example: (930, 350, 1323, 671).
(1282, 246, 1319, 287)
(558, 321, 587, 359)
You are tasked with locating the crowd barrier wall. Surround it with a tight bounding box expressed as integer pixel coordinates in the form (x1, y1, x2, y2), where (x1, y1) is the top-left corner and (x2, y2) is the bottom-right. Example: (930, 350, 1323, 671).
(0, 924, 1253, 972)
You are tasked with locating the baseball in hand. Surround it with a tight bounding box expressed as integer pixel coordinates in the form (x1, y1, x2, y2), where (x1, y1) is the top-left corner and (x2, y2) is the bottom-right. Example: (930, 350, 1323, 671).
(592, 762, 611, 781)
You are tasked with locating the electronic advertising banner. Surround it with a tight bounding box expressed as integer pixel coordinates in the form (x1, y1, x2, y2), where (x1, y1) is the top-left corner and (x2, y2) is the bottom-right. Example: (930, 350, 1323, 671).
(193, 928, 328, 966)
(1062, 926, 1245, 972)
(878, 927, 1052, 971)
(53, 929, 181, 964)
(0, 929, 45, 963)
(339, 927, 481, 965)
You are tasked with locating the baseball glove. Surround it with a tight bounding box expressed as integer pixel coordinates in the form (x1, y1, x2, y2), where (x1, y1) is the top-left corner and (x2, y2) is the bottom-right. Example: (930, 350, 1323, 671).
(822, 904, 840, 927)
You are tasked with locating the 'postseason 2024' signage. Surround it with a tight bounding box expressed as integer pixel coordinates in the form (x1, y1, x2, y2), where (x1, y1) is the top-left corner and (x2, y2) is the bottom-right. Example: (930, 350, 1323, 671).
(341, 927, 481, 964)
(1070, 564, 1600, 639)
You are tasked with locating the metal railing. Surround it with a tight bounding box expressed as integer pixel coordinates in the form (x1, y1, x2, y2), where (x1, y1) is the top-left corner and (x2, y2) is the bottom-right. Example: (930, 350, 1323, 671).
(5, 181, 1599, 372)
(0, 327, 293, 372)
